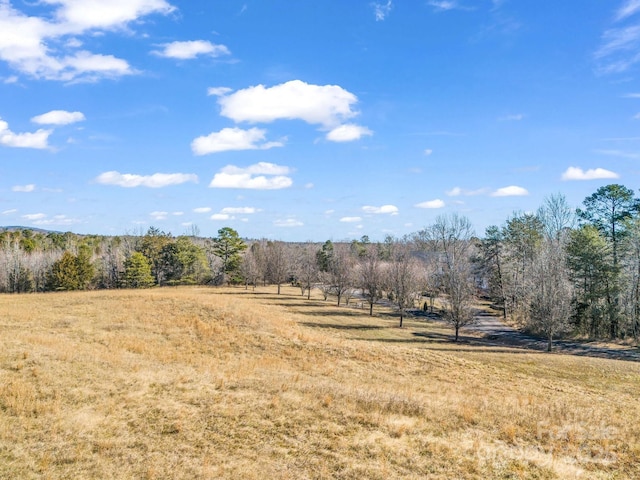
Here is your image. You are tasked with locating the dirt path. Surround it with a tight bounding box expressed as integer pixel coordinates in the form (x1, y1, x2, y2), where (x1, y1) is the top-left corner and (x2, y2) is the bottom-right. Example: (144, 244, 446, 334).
(410, 308, 640, 361)
(463, 310, 640, 362)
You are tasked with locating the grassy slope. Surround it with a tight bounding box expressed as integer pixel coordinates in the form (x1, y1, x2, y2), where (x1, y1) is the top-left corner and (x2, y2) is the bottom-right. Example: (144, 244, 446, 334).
(0, 286, 639, 479)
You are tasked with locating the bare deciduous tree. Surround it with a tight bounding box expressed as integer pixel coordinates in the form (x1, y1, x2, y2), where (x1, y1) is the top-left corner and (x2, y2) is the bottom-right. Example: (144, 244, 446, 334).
(358, 244, 385, 315)
(529, 240, 573, 351)
(266, 240, 290, 294)
(294, 242, 319, 299)
(430, 214, 476, 341)
(386, 238, 422, 327)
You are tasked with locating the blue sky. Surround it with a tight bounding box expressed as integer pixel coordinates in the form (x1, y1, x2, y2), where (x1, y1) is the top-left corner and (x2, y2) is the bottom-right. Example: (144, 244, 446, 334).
(1, 0, 640, 241)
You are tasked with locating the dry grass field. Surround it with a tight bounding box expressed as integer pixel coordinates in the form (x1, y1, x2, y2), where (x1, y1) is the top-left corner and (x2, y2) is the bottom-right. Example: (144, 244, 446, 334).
(1, 286, 639, 479)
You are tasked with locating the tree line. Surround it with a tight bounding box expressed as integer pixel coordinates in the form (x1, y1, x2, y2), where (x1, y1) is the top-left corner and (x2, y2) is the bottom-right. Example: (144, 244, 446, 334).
(2, 184, 640, 346)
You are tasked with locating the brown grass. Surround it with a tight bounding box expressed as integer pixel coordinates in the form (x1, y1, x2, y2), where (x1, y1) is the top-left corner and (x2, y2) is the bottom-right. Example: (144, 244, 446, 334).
(1, 286, 639, 479)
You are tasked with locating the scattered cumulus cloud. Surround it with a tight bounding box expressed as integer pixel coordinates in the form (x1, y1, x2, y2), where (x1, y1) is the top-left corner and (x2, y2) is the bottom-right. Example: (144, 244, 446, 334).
(424, 148, 433, 156)
(274, 218, 304, 227)
(22, 213, 46, 220)
(220, 207, 259, 214)
(415, 199, 445, 209)
(191, 127, 284, 155)
(207, 86, 232, 96)
(2, 209, 17, 215)
(193, 207, 212, 213)
(153, 40, 230, 60)
(12, 184, 35, 192)
(150, 211, 168, 220)
(446, 186, 489, 196)
(0, 118, 51, 149)
(31, 110, 85, 125)
(0, 0, 175, 82)
(372, 1, 393, 21)
(209, 162, 293, 190)
(211, 213, 230, 221)
(561, 166, 620, 181)
(326, 124, 373, 142)
(217, 80, 360, 128)
(96, 171, 198, 188)
(362, 205, 399, 215)
(25, 214, 80, 226)
(490, 185, 529, 197)
(340, 216, 362, 223)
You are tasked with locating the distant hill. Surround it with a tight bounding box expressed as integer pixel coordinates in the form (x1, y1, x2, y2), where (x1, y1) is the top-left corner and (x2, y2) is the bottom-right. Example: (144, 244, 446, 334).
(0, 226, 64, 234)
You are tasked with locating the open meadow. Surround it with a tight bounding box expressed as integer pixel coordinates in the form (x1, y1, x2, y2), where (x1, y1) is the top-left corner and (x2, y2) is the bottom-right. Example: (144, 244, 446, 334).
(1, 286, 639, 479)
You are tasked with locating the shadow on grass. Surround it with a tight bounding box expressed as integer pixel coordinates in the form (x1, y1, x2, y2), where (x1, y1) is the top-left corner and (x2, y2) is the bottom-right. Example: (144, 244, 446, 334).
(291, 308, 376, 318)
(300, 322, 387, 331)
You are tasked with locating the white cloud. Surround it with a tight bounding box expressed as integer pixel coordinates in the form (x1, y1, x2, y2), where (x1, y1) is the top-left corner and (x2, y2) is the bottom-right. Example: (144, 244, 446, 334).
(615, 0, 640, 21)
(595, 24, 640, 74)
(490, 185, 529, 197)
(624, 92, 640, 98)
(191, 127, 284, 155)
(211, 213, 231, 221)
(424, 148, 433, 156)
(220, 207, 259, 214)
(31, 214, 80, 226)
(340, 216, 362, 223)
(561, 167, 620, 181)
(2, 209, 17, 215)
(326, 124, 373, 142)
(446, 186, 489, 196)
(207, 86, 232, 96)
(12, 184, 35, 192)
(193, 207, 212, 213)
(22, 213, 46, 220)
(0, 118, 51, 149)
(150, 211, 168, 220)
(373, 1, 393, 21)
(95, 171, 198, 188)
(595, 149, 640, 159)
(50, 0, 176, 31)
(153, 40, 230, 60)
(500, 113, 525, 121)
(274, 218, 304, 227)
(362, 205, 399, 215)
(209, 163, 293, 190)
(218, 80, 360, 127)
(0, 0, 175, 81)
(31, 110, 85, 125)
(428, 1, 469, 12)
(415, 199, 445, 209)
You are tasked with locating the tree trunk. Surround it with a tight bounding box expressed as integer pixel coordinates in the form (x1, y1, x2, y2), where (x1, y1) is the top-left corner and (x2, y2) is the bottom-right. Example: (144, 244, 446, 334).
(369, 302, 374, 316)
(399, 311, 403, 328)
(455, 325, 459, 342)
(277, 283, 281, 294)
(547, 332, 553, 352)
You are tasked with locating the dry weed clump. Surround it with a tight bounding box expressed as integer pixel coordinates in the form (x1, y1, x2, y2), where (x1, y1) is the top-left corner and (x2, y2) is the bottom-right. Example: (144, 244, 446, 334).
(0, 286, 639, 479)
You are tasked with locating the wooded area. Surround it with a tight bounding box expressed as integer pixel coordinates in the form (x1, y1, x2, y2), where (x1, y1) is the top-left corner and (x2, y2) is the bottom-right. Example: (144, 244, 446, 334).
(2, 184, 640, 345)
